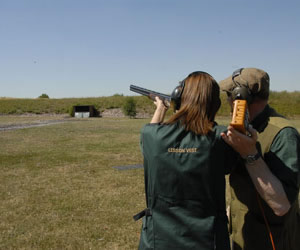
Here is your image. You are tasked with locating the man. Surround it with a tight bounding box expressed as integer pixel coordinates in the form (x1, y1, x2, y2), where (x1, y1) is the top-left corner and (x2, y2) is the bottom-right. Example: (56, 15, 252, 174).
(219, 68, 300, 250)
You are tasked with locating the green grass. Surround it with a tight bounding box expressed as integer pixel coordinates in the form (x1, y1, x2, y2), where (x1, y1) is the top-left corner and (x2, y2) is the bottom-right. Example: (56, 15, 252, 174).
(0, 116, 299, 249)
(268, 91, 300, 117)
(0, 96, 155, 116)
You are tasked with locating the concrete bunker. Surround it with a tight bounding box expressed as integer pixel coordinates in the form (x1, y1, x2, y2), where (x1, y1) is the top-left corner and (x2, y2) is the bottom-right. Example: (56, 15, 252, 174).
(72, 105, 100, 118)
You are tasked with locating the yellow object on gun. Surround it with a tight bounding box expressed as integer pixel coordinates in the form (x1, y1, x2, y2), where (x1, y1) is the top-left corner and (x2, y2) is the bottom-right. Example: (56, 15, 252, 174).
(230, 99, 250, 135)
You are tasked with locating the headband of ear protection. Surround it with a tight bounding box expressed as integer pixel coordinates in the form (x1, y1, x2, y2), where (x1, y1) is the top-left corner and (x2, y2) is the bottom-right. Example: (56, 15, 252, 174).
(230, 68, 253, 104)
(171, 71, 212, 110)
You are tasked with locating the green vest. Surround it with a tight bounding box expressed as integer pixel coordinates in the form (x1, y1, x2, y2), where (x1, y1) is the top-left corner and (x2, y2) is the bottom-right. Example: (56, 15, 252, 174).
(137, 123, 237, 250)
(230, 109, 300, 250)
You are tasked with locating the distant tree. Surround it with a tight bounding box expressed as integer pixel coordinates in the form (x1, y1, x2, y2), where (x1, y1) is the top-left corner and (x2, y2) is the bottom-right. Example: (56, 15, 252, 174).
(38, 93, 50, 99)
(122, 97, 137, 118)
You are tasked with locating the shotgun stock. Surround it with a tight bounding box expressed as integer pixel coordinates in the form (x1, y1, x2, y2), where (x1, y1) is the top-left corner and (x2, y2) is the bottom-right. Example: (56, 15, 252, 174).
(230, 99, 250, 134)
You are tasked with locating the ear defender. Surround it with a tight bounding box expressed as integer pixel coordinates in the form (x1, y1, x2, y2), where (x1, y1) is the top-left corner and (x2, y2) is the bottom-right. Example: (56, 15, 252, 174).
(171, 71, 212, 110)
(171, 80, 185, 110)
(231, 68, 253, 104)
(231, 86, 253, 104)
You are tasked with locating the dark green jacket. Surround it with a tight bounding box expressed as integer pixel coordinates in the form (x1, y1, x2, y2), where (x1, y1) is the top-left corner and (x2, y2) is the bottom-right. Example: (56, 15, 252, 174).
(137, 122, 237, 250)
(229, 105, 300, 250)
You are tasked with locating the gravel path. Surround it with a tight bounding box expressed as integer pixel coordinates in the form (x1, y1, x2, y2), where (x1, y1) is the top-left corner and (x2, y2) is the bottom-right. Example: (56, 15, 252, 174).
(0, 119, 71, 131)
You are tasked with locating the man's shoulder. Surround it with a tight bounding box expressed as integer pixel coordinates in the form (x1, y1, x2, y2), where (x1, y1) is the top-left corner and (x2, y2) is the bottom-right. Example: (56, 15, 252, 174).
(267, 115, 300, 142)
(258, 111, 299, 153)
(268, 116, 295, 129)
(266, 123, 300, 163)
(267, 105, 299, 136)
(272, 126, 300, 146)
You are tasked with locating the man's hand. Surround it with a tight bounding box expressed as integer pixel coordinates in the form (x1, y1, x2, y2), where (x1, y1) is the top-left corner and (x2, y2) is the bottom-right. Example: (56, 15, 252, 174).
(221, 125, 258, 158)
(221, 125, 291, 216)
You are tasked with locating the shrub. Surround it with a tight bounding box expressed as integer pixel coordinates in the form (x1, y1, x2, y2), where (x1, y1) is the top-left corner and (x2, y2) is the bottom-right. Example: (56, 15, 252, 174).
(38, 93, 50, 99)
(122, 97, 137, 118)
(69, 106, 75, 117)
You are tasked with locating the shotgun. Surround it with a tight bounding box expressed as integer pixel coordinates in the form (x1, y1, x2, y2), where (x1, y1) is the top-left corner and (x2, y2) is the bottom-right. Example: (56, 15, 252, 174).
(130, 85, 171, 106)
(230, 99, 250, 135)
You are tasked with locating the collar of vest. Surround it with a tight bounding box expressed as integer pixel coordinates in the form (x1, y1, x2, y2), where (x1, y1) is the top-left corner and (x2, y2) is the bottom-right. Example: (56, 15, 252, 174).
(251, 105, 285, 133)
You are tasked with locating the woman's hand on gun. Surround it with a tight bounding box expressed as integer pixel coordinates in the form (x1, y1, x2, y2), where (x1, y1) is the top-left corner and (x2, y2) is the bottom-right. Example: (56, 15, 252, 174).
(150, 96, 169, 124)
(154, 96, 170, 109)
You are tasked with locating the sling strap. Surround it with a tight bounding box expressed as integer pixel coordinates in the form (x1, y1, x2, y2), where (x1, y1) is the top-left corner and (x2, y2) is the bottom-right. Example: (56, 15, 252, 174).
(133, 208, 152, 221)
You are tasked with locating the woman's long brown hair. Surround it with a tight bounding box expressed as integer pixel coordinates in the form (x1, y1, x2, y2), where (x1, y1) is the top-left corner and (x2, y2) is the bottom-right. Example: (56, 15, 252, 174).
(165, 72, 221, 135)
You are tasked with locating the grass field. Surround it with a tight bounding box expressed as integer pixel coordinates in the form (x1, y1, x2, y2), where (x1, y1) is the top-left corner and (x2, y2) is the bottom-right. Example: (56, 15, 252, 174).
(0, 117, 147, 249)
(0, 116, 299, 249)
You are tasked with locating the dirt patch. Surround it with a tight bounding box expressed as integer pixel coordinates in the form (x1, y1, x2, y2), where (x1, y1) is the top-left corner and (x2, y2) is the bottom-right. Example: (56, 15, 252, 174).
(0, 114, 74, 131)
(0, 119, 74, 131)
(101, 108, 151, 118)
(101, 108, 126, 118)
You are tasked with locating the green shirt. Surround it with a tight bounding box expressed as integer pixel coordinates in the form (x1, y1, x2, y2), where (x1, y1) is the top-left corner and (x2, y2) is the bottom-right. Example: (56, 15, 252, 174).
(230, 105, 300, 250)
(138, 122, 237, 250)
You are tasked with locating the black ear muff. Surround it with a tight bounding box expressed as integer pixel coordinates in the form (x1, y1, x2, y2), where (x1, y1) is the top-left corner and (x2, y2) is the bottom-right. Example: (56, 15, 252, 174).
(231, 86, 253, 104)
(171, 71, 212, 110)
(171, 80, 185, 110)
(231, 68, 253, 104)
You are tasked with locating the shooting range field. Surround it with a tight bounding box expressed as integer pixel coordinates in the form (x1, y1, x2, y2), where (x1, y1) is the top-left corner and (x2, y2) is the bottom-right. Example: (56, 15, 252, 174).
(0, 115, 300, 249)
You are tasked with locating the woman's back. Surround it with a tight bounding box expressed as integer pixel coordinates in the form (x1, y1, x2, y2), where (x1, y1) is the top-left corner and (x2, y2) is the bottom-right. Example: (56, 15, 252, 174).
(139, 122, 237, 250)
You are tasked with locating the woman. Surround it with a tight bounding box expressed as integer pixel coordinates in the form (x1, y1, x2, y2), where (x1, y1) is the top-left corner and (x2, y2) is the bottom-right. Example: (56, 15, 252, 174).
(135, 71, 238, 250)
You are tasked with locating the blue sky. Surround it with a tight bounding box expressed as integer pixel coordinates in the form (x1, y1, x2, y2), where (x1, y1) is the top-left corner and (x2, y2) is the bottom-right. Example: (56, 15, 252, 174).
(0, 0, 299, 98)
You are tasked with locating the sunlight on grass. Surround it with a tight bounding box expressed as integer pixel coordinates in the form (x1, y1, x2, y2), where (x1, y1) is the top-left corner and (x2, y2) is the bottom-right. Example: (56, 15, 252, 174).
(0, 118, 147, 249)
(0, 116, 299, 249)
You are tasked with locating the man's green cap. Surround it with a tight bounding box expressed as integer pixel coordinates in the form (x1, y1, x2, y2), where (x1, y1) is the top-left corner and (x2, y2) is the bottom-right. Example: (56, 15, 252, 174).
(219, 68, 270, 97)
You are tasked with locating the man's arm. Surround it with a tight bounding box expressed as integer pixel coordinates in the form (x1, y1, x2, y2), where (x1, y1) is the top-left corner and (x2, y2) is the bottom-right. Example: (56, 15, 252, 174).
(221, 126, 291, 216)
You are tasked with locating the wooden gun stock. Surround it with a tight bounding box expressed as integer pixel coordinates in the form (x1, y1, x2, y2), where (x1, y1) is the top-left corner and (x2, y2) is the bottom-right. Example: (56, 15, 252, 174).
(230, 100, 249, 134)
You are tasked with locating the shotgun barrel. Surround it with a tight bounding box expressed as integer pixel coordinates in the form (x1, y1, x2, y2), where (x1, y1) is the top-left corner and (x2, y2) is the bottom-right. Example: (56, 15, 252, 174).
(130, 85, 171, 102)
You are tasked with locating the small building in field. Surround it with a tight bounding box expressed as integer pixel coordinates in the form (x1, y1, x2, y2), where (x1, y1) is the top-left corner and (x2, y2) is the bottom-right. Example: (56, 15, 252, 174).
(72, 105, 99, 118)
